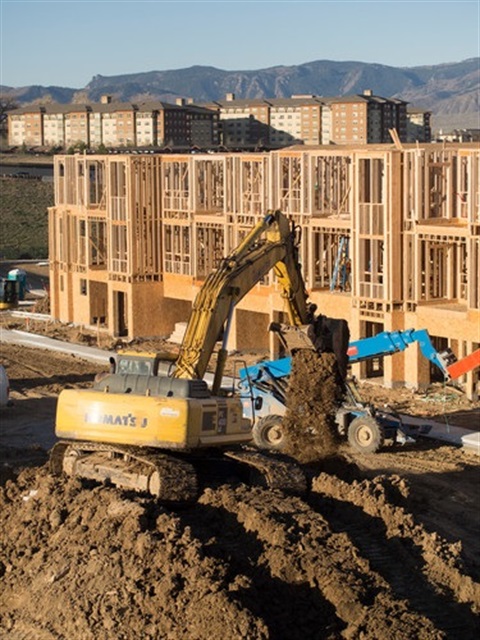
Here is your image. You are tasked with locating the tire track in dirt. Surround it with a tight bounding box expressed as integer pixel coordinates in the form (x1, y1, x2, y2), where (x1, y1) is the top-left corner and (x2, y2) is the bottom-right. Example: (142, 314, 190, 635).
(310, 472, 480, 638)
(338, 446, 480, 583)
(192, 484, 443, 639)
(181, 489, 344, 639)
(1, 343, 104, 396)
(1, 355, 61, 379)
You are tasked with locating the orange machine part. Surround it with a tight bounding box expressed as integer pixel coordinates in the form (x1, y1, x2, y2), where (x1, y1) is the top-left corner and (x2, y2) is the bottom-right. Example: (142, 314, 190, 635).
(447, 349, 480, 379)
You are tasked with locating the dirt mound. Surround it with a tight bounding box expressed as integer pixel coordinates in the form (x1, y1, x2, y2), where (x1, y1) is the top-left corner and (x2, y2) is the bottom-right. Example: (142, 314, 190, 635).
(1, 337, 480, 638)
(0, 469, 268, 640)
(282, 351, 344, 462)
(1, 461, 479, 639)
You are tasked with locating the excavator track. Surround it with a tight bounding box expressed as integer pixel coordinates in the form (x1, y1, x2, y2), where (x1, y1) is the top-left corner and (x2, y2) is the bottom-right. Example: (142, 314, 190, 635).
(224, 448, 308, 496)
(50, 442, 308, 502)
(50, 441, 198, 504)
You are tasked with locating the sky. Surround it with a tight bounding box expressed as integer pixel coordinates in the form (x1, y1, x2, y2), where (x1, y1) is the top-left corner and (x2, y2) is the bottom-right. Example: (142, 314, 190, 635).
(0, 0, 479, 88)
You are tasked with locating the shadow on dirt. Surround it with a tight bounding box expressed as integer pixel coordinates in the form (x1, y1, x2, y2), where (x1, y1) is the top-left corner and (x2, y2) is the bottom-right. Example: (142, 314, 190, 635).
(0, 396, 57, 454)
(8, 372, 98, 394)
(308, 487, 479, 639)
(179, 501, 345, 640)
(0, 446, 49, 487)
(1, 395, 57, 418)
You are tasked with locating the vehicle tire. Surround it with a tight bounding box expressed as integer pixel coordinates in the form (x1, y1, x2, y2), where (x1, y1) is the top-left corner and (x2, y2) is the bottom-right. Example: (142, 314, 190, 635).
(252, 415, 286, 451)
(347, 415, 384, 454)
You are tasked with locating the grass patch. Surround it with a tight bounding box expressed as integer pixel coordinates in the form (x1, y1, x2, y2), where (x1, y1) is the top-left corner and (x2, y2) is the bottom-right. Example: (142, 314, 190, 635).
(0, 178, 53, 259)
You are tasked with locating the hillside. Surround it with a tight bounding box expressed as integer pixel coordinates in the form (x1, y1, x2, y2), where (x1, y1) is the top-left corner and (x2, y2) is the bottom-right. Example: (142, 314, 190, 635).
(1, 58, 478, 131)
(0, 178, 53, 259)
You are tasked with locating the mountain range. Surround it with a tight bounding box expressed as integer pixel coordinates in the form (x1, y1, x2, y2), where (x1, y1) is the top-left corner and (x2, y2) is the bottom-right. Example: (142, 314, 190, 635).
(2, 58, 479, 131)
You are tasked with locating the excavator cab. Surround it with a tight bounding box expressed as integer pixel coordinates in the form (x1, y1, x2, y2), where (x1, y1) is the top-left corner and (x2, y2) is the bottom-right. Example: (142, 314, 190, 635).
(93, 350, 178, 386)
(113, 350, 177, 376)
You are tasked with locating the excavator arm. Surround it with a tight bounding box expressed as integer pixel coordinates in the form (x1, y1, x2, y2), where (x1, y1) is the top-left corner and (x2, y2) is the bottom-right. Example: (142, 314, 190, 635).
(173, 210, 315, 386)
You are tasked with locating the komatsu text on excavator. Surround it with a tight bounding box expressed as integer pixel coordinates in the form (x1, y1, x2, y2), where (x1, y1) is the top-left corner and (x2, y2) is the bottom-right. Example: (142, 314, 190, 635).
(50, 210, 349, 503)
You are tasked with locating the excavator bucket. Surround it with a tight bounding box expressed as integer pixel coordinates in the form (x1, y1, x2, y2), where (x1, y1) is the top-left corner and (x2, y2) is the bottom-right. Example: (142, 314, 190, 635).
(270, 316, 350, 379)
(269, 322, 318, 353)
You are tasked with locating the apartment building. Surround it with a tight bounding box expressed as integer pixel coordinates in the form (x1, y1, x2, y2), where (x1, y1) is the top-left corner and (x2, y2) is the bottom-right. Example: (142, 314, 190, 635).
(8, 99, 218, 149)
(406, 107, 432, 143)
(206, 95, 271, 148)
(325, 92, 407, 144)
(47, 143, 479, 399)
(206, 94, 323, 148)
(205, 91, 411, 147)
(9, 106, 44, 146)
(269, 97, 323, 147)
(43, 106, 68, 146)
(8, 92, 428, 151)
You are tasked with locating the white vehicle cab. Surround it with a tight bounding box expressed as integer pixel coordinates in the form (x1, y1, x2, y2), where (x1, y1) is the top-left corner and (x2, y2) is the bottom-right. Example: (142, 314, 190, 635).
(0, 365, 11, 406)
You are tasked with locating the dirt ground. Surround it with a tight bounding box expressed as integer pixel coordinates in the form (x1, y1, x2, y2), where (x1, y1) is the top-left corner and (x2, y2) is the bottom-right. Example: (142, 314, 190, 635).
(0, 336, 479, 639)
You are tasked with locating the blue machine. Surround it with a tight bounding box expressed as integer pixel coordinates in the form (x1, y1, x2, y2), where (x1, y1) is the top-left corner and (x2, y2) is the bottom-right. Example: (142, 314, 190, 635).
(237, 329, 454, 453)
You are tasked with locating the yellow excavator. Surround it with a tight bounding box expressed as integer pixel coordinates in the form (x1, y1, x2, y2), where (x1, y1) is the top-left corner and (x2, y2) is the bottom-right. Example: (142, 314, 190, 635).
(50, 210, 349, 503)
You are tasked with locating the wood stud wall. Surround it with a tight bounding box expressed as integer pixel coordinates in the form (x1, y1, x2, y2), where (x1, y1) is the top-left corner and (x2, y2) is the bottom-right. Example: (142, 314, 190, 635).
(48, 143, 480, 397)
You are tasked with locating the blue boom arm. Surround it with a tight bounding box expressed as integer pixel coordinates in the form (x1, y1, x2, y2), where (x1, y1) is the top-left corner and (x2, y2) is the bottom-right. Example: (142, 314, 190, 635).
(346, 328, 457, 376)
(239, 328, 458, 387)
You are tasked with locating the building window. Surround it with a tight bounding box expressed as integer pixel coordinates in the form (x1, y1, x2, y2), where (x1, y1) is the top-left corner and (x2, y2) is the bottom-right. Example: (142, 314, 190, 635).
(80, 279, 87, 295)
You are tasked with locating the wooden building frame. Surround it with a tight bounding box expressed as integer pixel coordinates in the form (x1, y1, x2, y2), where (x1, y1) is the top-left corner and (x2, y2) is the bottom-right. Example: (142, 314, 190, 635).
(48, 143, 480, 398)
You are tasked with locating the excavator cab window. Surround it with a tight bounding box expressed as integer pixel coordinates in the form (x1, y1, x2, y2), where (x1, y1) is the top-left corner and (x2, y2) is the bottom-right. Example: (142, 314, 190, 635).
(134, 361, 150, 375)
(117, 358, 152, 376)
